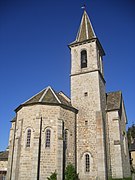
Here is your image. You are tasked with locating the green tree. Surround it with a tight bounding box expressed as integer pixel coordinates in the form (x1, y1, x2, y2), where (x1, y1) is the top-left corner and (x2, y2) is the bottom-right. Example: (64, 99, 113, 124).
(65, 163, 78, 180)
(131, 124, 135, 139)
(47, 171, 57, 180)
(127, 124, 135, 146)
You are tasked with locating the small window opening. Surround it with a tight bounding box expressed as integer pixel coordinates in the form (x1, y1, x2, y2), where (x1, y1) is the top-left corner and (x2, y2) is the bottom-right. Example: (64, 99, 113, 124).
(45, 129, 51, 148)
(26, 129, 31, 147)
(85, 121, 88, 126)
(84, 92, 88, 96)
(81, 50, 87, 68)
(85, 154, 90, 172)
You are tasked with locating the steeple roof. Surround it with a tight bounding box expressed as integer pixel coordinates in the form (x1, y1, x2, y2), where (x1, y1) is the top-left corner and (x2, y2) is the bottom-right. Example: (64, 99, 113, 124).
(75, 10, 96, 43)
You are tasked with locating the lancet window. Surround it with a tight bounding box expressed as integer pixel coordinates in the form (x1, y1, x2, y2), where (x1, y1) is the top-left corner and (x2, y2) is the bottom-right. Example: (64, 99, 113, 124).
(85, 154, 90, 172)
(45, 129, 51, 148)
(26, 129, 31, 147)
(81, 50, 87, 68)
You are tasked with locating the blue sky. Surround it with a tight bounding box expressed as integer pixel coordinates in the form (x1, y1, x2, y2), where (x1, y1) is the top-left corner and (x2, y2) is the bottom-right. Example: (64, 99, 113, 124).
(0, 0, 135, 151)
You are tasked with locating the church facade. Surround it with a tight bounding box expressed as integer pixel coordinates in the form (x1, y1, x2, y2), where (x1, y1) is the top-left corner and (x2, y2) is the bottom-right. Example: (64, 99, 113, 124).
(6, 10, 131, 180)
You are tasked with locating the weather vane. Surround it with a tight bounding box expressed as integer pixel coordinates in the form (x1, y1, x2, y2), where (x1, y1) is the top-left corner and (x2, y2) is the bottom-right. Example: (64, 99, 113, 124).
(81, 4, 86, 10)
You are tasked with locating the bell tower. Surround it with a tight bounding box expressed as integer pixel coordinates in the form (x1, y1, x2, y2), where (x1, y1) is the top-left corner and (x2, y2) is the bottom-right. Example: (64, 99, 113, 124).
(69, 10, 107, 180)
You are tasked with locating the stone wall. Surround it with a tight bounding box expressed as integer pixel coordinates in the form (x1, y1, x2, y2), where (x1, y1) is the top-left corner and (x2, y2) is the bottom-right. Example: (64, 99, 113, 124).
(0, 160, 8, 172)
(107, 110, 123, 178)
(119, 100, 131, 177)
(6, 104, 76, 180)
(70, 40, 107, 180)
(71, 41, 98, 76)
(131, 151, 135, 168)
(107, 105, 131, 179)
(60, 107, 76, 167)
(6, 121, 15, 180)
(0, 158, 8, 180)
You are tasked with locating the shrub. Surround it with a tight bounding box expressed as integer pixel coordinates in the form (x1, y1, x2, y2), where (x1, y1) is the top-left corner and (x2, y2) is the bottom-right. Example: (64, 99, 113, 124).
(47, 171, 57, 180)
(65, 163, 78, 180)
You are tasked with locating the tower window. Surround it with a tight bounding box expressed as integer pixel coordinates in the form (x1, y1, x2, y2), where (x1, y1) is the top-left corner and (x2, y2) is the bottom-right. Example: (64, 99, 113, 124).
(81, 50, 87, 68)
(26, 129, 31, 148)
(85, 154, 90, 172)
(45, 129, 51, 148)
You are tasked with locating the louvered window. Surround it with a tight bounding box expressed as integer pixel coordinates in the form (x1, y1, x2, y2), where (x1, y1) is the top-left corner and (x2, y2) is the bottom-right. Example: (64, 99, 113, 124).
(81, 50, 87, 68)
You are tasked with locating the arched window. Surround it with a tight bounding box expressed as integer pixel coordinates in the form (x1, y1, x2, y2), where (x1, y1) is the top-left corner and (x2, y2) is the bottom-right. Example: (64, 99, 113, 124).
(45, 129, 51, 148)
(26, 129, 31, 147)
(81, 50, 87, 68)
(85, 154, 90, 172)
(64, 130, 68, 147)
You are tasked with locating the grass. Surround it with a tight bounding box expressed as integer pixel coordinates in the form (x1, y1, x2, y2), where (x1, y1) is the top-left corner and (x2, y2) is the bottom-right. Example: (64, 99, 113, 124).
(110, 177, 132, 180)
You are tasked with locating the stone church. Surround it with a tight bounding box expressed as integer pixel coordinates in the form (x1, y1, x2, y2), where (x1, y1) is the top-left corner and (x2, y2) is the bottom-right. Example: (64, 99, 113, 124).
(6, 10, 131, 180)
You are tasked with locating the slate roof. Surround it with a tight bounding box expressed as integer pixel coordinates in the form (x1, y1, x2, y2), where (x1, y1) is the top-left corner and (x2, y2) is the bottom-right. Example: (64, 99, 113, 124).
(11, 117, 16, 122)
(69, 10, 105, 55)
(15, 86, 77, 112)
(75, 10, 96, 43)
(106, 91, 122, 111)
(0, 151, 8, 161)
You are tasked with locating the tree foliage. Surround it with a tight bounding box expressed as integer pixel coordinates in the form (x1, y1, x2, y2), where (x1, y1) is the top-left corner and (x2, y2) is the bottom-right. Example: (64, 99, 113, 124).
(65, 163, 78, 180)
(127, 124, 135, 146)
(47, 171, 57, 180)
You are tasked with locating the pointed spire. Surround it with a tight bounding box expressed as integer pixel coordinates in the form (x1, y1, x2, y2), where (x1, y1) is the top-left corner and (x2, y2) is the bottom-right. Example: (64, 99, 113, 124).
(75, 10, 96, 42)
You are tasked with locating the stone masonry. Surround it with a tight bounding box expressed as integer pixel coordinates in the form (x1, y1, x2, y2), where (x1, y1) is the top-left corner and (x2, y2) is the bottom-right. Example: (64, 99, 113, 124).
(7, 88, 77, 180)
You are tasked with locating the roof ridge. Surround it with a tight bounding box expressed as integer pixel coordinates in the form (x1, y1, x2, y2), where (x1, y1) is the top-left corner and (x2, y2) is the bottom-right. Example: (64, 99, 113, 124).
(39, 87, 49, 102)
(85, 10, 96, 38)
(107, 90, 122, 94)
(58, 91, 71, 102)
(50, 87, 61, 104)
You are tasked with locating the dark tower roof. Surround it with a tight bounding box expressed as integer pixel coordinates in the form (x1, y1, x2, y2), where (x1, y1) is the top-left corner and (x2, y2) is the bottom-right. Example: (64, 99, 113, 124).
(69, 10, 105, 56)
(75, 10, 96, 42)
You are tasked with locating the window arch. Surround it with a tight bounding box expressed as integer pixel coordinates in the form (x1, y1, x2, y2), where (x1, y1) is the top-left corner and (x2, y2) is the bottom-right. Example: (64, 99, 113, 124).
(26, 129, 31, 147)
(85, 154, 90, 172)
(81, 50, 87, 68)
(45, 129, 51, 148)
